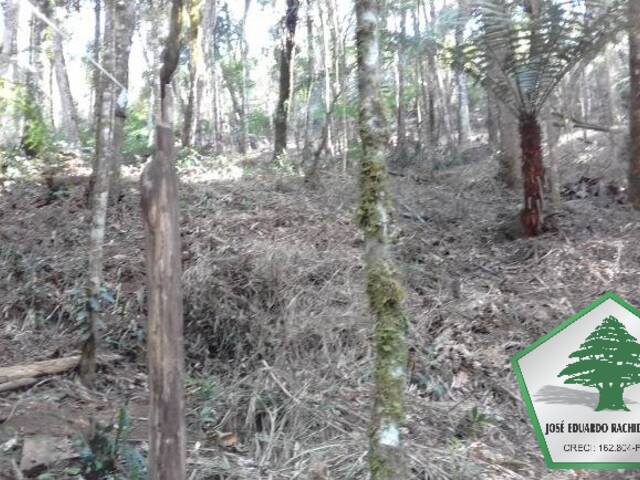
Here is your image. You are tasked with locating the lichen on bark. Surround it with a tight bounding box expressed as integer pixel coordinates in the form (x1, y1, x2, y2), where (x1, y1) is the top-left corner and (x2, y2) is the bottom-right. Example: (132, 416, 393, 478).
(355, 1, 409, 478)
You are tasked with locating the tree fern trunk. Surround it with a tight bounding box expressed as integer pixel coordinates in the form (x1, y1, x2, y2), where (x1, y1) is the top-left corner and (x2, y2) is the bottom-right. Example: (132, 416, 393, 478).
(519, 112, 544, 237)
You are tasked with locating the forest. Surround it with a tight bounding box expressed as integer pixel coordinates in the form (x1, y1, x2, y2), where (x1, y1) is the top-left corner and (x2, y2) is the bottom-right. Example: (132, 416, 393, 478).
(0, 0, 639, 478)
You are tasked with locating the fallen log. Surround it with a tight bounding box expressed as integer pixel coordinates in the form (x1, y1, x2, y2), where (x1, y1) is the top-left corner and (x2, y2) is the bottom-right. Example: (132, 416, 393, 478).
(0, 377, 39, 393)
(0, 354, 121, 386)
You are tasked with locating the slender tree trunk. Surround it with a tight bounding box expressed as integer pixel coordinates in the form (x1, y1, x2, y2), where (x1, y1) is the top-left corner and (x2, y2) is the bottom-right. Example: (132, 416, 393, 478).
(109, 0, 137, 204)
(1, 0, 20, 145)
(544, 106, 561, 208)
(302, 0, 315, 169)
(52, 21, 80, 145)
(0, 0, 19, 78)
(628, 0, 640, 208)
(395, 7, 407, 158)
(519, 112, 545, 237)
(181, 0, 204, 148)
(318, 1, 334, 159)
(413, 4, 430, 160)
(272, 0, 300, 160)
(497, 104, 520, 188)
(487, 91, 499, 148)
(142, 0, 186, 478)
(355, 1, 409, 478)
(91, 0, 102, 133)
(239, 0, 251, 154)
(24, 0, 47, 146)
(454, 0, 471, 145)
(79, 0, 116, 386)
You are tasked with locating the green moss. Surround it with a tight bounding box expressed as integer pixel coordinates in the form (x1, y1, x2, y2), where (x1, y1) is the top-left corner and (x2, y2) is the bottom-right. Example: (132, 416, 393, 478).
(356, 157, 391, 236)
(366, 261, 408, 479)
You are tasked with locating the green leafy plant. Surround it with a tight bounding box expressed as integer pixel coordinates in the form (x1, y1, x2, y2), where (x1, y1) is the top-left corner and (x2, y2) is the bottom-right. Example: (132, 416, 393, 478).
(76, 407, 147, 480)
(187, 376, 218, 428)
(123, 100, 153, 161)
(16, 89, 52, 159)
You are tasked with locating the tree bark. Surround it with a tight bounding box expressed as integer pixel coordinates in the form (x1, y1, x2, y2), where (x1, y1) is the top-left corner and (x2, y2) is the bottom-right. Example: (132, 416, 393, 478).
(239, 0, 251, 154)
(108, 0, 136, 204)
(181, 0, 204, 148)
(302, 0, 315, 169)
(51, 19, 80, 146)
(497, 104, 520, 189)
(318, 1, 334, 159)
(628, 0, 640, 208)
(519, 112, 544, 237)
(91, 0, 102, 133)
(355, 1, 409, 478)
(0, 0, 19, 78)
(273, 0, 300, 160)
(79, 0, 116, 386)
(142, 0, 186, 477)
(395, 7, 407, 158)
(454, 0, 471, 145)
(0, 0, 20, 146)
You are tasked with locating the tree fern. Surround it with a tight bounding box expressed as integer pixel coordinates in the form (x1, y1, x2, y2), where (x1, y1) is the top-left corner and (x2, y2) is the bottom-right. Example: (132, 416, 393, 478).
(459, 0, 627, 236)
(461, 0, 627, 115)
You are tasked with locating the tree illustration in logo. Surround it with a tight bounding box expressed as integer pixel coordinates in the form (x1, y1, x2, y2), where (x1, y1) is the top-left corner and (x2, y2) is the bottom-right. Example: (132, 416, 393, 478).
(558, 315, 640, 411)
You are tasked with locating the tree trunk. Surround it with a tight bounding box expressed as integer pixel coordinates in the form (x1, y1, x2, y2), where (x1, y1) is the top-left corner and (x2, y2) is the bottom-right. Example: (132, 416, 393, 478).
(273, 0, 300, 160)
(0, 0, 19, 78)
(596, 384, 628, 411)
(454, 0, 471, 145)
(239, 0, 251, 154)
(79, 0, 116, 386)
(412, 4, 430, 160)
(497, 104, 520, 189)
(302, 0, 315, 170)
(181, 0, 204, 148)
(628, 0, 640, 208)
(0, 0, 20, 146)
(355, 1, 409, 478)
(318, 1, 334, 159)
(142, 0, 186, 478)
(91, 0, 102, 133)
(544, 106, 561, 208)
(395, 7, 407, 158)
(519, 112, 544, 237)
(52, 20, 80, 146)
(109, 0, 137, 204)
(487, 90, 499, 148)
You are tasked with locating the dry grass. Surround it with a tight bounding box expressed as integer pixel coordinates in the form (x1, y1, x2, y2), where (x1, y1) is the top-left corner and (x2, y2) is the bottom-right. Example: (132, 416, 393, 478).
(2, 135, 640, 479)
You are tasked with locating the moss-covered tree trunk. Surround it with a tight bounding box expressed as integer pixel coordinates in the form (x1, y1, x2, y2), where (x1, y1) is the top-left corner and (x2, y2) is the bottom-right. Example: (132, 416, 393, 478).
(355, 1, 409, 478)
(519, 112, 544, 237)
(272, 0, 300, 161)
(628, 0, 640, 208)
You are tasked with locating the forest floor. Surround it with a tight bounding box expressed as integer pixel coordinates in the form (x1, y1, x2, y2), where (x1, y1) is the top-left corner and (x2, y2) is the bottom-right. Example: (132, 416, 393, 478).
(2, 131, 640, 479)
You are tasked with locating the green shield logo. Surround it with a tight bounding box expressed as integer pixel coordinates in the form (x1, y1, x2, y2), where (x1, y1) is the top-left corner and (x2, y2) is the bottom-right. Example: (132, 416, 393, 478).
(513, 292, 640, 469)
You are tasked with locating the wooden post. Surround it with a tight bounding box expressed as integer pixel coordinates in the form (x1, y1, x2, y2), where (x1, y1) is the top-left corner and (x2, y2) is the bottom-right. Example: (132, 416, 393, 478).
(141, 86, 186, 480)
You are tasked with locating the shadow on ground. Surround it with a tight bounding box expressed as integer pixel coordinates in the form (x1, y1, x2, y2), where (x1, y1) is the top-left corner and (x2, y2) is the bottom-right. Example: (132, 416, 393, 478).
(534, 385, 637, 409)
